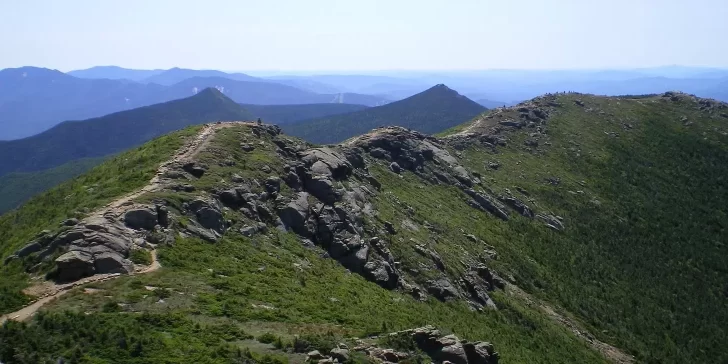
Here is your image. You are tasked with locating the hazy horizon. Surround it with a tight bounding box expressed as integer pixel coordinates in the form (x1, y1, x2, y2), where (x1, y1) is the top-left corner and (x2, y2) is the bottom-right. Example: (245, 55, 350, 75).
(2, 0, 727, 72)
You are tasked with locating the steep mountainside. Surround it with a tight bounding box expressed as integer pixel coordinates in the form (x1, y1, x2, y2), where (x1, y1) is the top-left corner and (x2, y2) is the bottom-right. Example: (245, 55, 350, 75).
(0, 92, 727, 364)
(0, 88, 250, 177)
(283, 85, 486, 144)
(242, 103, 369, 124)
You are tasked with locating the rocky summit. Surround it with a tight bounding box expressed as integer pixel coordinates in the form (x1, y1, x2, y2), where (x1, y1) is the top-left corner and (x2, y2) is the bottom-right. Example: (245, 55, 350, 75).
(1, 91, 727, 364)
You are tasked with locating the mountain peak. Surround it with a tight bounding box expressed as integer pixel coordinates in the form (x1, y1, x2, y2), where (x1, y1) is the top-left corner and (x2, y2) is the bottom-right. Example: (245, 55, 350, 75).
(191, 87, 238, 106)
(283, 84, 485, 144)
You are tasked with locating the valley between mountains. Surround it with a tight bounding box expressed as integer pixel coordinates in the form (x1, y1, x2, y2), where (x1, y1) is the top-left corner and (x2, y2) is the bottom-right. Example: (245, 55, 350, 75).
(1, 91, 727, 364)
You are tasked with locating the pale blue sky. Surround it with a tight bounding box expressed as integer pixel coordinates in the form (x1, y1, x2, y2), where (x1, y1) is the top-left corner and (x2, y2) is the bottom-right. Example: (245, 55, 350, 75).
(1, 0, 726, 71)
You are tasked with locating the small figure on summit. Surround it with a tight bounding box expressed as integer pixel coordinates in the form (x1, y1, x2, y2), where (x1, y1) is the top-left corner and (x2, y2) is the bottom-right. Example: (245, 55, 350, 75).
(257, 118, 262, 125)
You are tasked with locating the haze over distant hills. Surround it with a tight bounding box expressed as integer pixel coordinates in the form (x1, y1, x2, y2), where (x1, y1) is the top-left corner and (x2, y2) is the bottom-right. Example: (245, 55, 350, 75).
(0, 67, 390, 140)
(284, 84, 486, 144)
(3, 64, 727, 141)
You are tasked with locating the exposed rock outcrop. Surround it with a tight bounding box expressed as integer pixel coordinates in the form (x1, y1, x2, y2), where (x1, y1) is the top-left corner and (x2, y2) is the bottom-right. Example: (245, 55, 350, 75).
(343, 326, 499, 364)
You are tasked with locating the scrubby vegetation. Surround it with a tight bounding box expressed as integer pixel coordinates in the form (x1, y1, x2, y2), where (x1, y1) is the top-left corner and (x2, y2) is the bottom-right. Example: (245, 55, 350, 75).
(0, 311, 257, 364)
(435, 93, 728, 363)
(10, 231, 607, 363)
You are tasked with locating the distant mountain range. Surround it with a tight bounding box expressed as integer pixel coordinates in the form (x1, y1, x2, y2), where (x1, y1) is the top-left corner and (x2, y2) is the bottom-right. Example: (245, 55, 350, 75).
(0, 88, 249, 177)
(5, 65, 728, 141)
(0, 67, 390, 140)
(284, 84, 486, 144)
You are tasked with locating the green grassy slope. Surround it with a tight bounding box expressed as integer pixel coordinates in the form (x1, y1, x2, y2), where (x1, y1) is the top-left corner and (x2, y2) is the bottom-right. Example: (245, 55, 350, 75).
(0, 125, 608, 364)
(283, 84, 485, 144)
(0, 157, 105, 215)
(0, 127, 201, 313)
(436, 93, 728, 363)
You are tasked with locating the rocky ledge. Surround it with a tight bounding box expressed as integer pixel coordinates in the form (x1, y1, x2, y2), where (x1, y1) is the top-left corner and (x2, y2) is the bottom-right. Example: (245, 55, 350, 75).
(307, 326, 498, 364)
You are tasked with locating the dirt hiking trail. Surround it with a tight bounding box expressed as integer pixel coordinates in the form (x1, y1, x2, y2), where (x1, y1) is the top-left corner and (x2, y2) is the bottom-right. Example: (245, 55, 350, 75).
(0, 122, 251, 325)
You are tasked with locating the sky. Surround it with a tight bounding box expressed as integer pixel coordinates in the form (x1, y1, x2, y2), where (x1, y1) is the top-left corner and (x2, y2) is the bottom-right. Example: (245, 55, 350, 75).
(1, 0, 727, 72)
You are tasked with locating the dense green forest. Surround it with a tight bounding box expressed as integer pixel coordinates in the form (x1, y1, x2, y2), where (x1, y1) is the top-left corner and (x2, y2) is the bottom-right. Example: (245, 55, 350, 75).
(0, 157, 105, 215)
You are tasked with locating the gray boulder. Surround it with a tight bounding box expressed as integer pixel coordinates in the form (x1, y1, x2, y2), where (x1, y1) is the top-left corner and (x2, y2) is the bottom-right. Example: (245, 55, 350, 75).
(499, 196, 534, 218)
(156, 205, 169, 227)
(56, 250, 95, 281)
(390, 162, 403, 174)
(465, 189, 509, 221)
(124, 208, 158, 230)
(305, 177, 340, 205)
(15, 242, 43, 258)
(439, 338, 468, 364)
(93, 252, 134, 274)
(218, 189, 243, 207)
(301, 148, 352, 179)
(452, 166, 474, 187)
(283, 171, 302, 190)
(197, 207, 224, 232)
(311, 160, 333, 177)
(62, 218, 79, 226)
(369, 148, 390, 159)
(330, 348, 350, 363)
(182, 162, 207, 177)
(278, 192, 311, 236)
(463, 342, 498, 364)
(264, 176, 281, 194)
(363, 259, 399, 289)
(427, 278, 459, 301)
(240, 223, 268, 237)
(185, 224, 220, 243)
